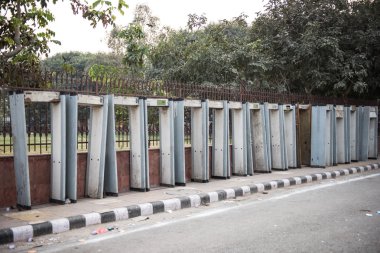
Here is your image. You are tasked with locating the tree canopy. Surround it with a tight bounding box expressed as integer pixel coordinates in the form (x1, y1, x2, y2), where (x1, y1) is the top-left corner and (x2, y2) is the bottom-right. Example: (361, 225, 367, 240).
(18, 1, 380, 99)
(0, 0, 128, 66)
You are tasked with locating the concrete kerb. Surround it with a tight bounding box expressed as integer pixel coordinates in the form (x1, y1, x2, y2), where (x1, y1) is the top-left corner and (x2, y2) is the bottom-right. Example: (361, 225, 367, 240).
(0, 162, 379, 245)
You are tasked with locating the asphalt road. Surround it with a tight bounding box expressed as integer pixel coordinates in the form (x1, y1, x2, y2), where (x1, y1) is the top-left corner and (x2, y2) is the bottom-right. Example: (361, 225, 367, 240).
(28, 172, 380, 253)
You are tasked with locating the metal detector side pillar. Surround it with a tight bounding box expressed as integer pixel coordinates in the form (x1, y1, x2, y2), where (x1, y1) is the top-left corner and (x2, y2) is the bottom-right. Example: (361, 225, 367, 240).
(173, 99, 186, 186)
(65, 94, 78, 202)
(86, 96, 108, 198)
(251, 103, 271, 173)
(191, 100, 209, 182)
(311, 105, 327, 168)
(159, 100, 175, 187)
(50, 95, 66, 203)
(283, 104, 297, 168)
(104, 95, 118, 196)
(212, 101, 230, 178)
(344, 106, 351, 163)
(129, 98, 149, 191)
(9, 92, 31, 209)
(230, 102, 248, 176)
(350, 106, 360, 161)
(335, 105, 345, 164)
(368, 106, 378, 159)
(359, 106, 370, 161)
(268, 104, 287, 170)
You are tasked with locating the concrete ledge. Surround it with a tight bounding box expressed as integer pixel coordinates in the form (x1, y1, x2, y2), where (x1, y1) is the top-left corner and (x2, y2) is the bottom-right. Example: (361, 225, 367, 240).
(0, 162, 379, 245)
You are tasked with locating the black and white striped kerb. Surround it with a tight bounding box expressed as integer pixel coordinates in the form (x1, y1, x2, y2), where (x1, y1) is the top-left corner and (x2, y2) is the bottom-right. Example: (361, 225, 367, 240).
(0, 162, 379, 245)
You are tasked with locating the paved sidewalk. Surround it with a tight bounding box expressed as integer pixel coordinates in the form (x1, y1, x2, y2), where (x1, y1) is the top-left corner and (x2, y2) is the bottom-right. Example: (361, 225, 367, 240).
(1, 160, 378, 232)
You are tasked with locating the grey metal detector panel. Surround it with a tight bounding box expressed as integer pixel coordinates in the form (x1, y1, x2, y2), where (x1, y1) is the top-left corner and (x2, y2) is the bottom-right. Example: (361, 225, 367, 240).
(311, 106, 327, 167)
(231, 103, 249, 176)
(173, 100, 186, 185)
(283, 105, 297, 168)
(251, 104, 271, 172)
(50, 95, 66, 203)
(191, 100, 209, 182)
(245, 103, 254, 175)
(368, 106, 378, 159)
(9, 93, 31, 209)
(350, 106, 360, 161)
(335, 105, 345, 164)
(65, 95, 78, 202)
(325, 105, 334, 166)
(129, 98, 149, 191)
(212, 101, 230, 178)
(359, 106, 370, 161)
(86, 96, 108, 198)
(104, 95, 118, 196)
(159, 100, 175, 186)
(344, 106, 351, 163)
(269, 104, 287, 170)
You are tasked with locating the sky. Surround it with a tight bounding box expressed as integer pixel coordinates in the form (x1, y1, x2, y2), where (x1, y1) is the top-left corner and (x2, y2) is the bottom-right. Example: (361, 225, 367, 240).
(47, 0, 267, 56)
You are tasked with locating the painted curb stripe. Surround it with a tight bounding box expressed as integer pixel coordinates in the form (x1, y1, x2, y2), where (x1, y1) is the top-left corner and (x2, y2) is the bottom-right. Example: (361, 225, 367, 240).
(162, 198, 181, 211)
(83, 213, 101, 226)
(113, 207, 129, 221)
(150, 201, 165, 214)
(188, 195, 201, 207)
(178, 197, 191, 209)
(32, 222, 52, 237)
(100, 211, 116, 224)
(0, 228, 13, 244)
(225, 189, 236, 199)
(241, 186, 251, 195)
(249, 185, 258, 193)
(275, 180, 285, 188)
(11, 225, 33, 242)
(138, 203, 153, 216)
(1, 163, 379, 244)
(127, 205, 141, 218)
(199, 193, 210, 205)
(215, 190, 226, 201)
(68, 215, 86, 229)
(50, 218, 70, 234)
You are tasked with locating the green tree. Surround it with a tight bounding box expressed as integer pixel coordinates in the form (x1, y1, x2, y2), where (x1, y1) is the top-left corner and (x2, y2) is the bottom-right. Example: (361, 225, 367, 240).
(0, 0, 128, 77)
(248, 0, 380, 97)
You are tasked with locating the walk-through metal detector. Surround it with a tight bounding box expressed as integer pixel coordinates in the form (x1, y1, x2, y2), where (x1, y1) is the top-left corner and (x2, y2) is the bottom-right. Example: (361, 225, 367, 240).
(267, 103, 287, 170)
(211, 100, 230, 179)
(154, 98, 175, 187)
(9, 92, 32, 209)
(230, 101, 249, 176)
(282, 104, 297, 168)
(349, 106, 360, 162)
(296, 104, 312, 167)
(368, 106, 378, 159)
(250, 103, 271, 173)
(188, 99, 209, 182)
(359, 106, 370, 161)
(311, 105, 334, 167)
(173, 99, 186, 186)
(128, 97, 149, 191)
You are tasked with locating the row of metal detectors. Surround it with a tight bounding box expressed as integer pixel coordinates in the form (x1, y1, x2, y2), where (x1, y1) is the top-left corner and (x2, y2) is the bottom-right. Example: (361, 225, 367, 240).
(9, 91, 378, 209)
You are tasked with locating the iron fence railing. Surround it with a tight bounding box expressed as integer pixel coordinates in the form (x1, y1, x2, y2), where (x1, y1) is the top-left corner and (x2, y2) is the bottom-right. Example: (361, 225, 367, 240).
(0, 70, 378, 156)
